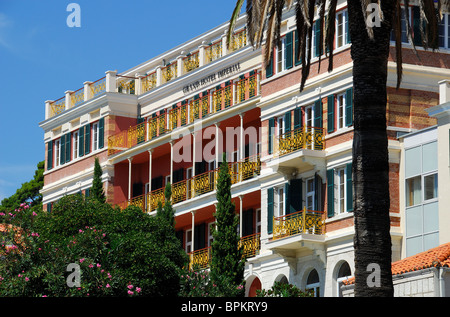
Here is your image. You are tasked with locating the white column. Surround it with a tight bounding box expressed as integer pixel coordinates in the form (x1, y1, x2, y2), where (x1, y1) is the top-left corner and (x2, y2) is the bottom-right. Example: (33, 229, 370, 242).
(45, 100, 53, 119)
(192, 132, 196, 176)
(191, 210, 196, 252)
(83, 81, 93, 101)
(105, 70, 117, 93)
(215, 123, 221, 164)
(239, 195, 243, 238)
(170, 140, 174, 185)
(239, 113, 245, 161)
(128, 157, 133, 200)
(65, 90, 73, 110)
(135, 73, 144, 96)
(148, 149, 153, 193)
(156, 66, 162, 86)
(177, 52, 185, 77)
(222, 30, 228, 56)
(199, 41, 208, 67)
(439, 79, 450, 104)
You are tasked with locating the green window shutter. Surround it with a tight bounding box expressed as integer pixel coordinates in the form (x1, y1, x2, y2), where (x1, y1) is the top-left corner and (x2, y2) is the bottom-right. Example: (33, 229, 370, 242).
(60, 134, 66, 165)
(47, 203, 52, 213)
(284, 182, 290, 215)
(294, 30, 302, 65)
(327, 95, 335, 133)
(267, 188, 274, 234)
(79, 126, 84, 157)
(99, 117, 105, 149)
(268, 118, 275, 155)
(285, 31, 293, 69)
(285, 111, 291, 132)
(47, 140, 53, 170)
(266, 54, 274, 78)
(84, 124, 91, 155)
(314, 99, 323, 128)
(346, 163, 353, 212)
(327, 169, 334, 218)
(345, 87, 353, 127)
(65, 132, 71, 163)
(314, 19, 322, 57)
(85, 188, 90, 197)
(294, 108, 302, 130)
(289, 178, 303, 214)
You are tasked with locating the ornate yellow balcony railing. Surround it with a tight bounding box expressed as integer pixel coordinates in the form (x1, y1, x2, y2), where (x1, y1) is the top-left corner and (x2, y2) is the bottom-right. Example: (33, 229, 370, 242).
(117, 155, 261, 212)
(107, 73, 260, 156)
(273, 207, 325, 240)
(90, 77, 106, 98)
(183, 52, 200, 73)
(71, 88, 84, 107)
(189, 247, 211, 270)
(276, 126, 325, 156)
(117, 76, 135, 95)
(142, 72, 157, 94)
(188, 233, 261, 270)
(206, 40, 222, 63)
(230, 28, 247, 52)
(239, 233, 261, 259)
(50, 97, 66, 117)
(162, 61, 178, 84)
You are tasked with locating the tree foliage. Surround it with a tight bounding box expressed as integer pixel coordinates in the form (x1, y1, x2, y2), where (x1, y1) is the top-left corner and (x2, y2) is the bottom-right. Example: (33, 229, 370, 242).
(209, 153, 245, 297)
(91, 157, 106, 203)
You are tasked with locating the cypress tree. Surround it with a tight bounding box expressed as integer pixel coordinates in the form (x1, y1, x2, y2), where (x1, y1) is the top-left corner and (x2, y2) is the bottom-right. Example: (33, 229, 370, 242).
(91, 157, 106, 203)
(157, 182, 175, 227)
(209, 153, 245, 296)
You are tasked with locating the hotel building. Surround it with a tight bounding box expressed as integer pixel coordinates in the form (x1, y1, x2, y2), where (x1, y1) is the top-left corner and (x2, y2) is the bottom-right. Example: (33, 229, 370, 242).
(39, 1, 450, 297)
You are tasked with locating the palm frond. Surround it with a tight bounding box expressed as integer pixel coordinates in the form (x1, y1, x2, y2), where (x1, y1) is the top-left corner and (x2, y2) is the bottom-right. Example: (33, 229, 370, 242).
(227, 0, 246, 49)
(325, 0, 338, 73)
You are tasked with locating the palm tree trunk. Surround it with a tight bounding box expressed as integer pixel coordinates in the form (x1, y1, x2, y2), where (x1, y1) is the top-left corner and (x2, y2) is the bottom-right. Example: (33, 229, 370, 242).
(347, 1, 395, 297)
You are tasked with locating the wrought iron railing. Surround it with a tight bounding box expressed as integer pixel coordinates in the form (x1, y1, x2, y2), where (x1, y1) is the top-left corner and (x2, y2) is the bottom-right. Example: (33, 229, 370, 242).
(49, 97, 66, 117)
(276, 126, 325, 156)
(117, 155, 260, 212)
(273, 207, 325, 240)
(107, 73, 260, 156)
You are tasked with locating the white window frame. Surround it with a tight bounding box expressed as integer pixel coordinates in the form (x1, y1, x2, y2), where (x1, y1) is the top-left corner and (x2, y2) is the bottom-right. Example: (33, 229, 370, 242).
(54, 139, 61, 167)
(336, 9, 349, 49)
(439, 13, 450, 49)
(256, 208, 262, 234)
(185, 229, 192, 253)
(276, 36, 286, 74)
(304, 105, 314, 128)
(277, 116, 285, 136)
(335, 167, 347, 215)
(275, 186, 285, 217)
(336, 92, 346, 130)
(73, 131, 79, 160)
(306, 178, 315, 210)
(92, 122, 99, 152)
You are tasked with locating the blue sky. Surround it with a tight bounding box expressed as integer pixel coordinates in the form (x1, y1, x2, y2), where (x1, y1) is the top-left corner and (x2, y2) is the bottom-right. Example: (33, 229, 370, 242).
(0, 0, 241, 201)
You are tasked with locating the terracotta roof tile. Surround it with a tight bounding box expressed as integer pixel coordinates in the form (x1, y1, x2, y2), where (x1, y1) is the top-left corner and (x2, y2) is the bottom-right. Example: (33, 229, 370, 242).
(342, 243, 450, 286)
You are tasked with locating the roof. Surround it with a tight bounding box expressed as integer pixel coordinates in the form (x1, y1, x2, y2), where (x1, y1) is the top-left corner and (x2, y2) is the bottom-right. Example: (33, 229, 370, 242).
(343, 243, 450, 285)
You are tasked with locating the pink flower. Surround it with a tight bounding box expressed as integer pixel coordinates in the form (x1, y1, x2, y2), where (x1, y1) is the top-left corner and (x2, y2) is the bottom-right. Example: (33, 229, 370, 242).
(79, 258, 85, 263)
(136, 287, 141, 293)
(127, 290, 134, 295)
(25, 277, 29, 282)
(127, 284, 133, 289)
(96, 263, 101, 268)
(106, 284, 110, 288)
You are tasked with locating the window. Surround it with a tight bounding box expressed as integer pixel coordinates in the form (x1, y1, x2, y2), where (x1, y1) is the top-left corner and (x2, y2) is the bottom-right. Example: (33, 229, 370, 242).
(336, 262, 352, 297)
(275, 186, 285, 217)
(276, 37, 286, 73)
(404, 140, 439, 257)
(306, 178, 315, 210)
(185, 229, 192, 253)
(54, 139, 61, 167)
(327, 163, 353, 218)
(256, 208, 261, 234)
(336, 10, 349, 48)
(439, 13, 450, 49)
(336, 168, 346, 214)
(336, 93, 346, 130)
(306, 269, 320, 297)
(92, 122, 99, 152)
(73, 131, 79, 160)
(277, 116, 284, 136)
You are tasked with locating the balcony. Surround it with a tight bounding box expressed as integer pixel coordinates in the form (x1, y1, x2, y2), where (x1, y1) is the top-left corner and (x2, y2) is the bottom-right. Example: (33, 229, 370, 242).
(117, 155, 261, 212)
(107, 72, 260, 156)
(267, 208, 325, 258)
(273, 207, 325, 240)
(45, 26, 249, 120)
(188, 233, 261, 270)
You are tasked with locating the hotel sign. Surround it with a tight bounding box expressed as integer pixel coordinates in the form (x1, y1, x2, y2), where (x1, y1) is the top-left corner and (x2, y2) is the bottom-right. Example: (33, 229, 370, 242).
(182, 62, 241, 94)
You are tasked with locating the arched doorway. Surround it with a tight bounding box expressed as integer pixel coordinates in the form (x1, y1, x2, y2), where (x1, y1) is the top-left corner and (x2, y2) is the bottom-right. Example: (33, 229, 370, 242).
(248, 277, 262, 297)
(336, 261, 352, 297)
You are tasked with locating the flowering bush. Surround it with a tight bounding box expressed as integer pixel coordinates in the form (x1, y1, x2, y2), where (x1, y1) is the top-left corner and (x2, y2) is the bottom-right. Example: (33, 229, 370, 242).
(0, 195, 186, 297)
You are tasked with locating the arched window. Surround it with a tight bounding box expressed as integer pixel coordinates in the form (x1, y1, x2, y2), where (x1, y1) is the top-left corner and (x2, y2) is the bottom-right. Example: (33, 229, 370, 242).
(336, 261, 352, 297)
(279, 275, 288, 284)
(306, 269, 320, 297)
